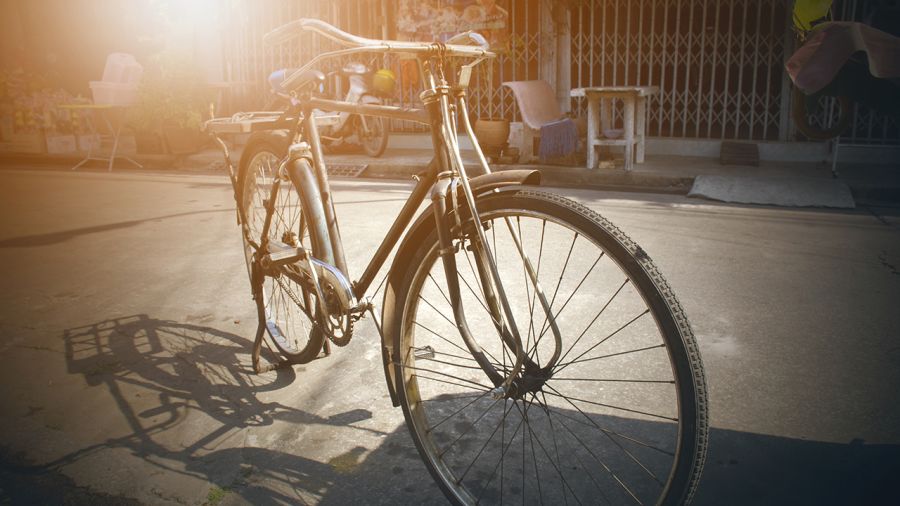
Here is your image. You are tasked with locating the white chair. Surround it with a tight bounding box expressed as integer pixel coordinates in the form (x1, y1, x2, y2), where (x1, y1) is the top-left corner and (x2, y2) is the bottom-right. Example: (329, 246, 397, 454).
(502, 80, 567, 162)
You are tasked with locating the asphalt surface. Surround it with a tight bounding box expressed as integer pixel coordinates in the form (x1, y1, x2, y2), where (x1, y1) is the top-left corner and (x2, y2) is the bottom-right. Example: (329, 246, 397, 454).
(1, 168, 899, 505)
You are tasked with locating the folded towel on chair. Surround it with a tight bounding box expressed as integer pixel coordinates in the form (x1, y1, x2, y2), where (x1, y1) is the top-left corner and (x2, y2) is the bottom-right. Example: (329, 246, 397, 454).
(539, 118, 577, 160)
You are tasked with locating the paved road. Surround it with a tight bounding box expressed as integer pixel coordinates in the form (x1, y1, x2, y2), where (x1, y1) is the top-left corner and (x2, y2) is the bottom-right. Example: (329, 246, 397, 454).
(1, 168, 899, 505)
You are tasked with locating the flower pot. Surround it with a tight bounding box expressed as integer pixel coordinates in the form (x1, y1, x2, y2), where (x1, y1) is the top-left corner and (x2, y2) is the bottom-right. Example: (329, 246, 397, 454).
(474, 118, 510, 157)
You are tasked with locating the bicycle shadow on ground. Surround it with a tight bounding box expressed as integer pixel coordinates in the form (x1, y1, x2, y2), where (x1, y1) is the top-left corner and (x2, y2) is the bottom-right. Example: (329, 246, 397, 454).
(1, 314, 896, 504)
(44, 314, 432, 504)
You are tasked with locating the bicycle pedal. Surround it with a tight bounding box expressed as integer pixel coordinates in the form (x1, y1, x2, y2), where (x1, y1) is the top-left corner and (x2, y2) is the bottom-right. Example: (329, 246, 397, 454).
(263, 241, 310, 267)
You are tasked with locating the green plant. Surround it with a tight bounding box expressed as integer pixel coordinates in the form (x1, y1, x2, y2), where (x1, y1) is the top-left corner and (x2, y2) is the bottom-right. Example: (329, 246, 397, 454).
(130, 50, 210, 132)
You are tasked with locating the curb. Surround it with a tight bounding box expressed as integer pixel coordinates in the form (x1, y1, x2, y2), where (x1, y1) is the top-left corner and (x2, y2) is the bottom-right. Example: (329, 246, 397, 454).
(3, 152, 896, 203)
(358, 160, 694, 195)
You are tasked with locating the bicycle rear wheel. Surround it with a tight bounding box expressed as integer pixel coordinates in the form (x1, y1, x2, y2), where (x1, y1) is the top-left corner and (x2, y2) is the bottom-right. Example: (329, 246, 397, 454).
(238, 134, 325, 363)
(390, 190, 707, 505)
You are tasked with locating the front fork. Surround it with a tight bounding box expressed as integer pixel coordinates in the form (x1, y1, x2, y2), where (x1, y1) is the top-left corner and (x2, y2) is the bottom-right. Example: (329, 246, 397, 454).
(424, 83, 563, 399)
(421, 69, 566, 397)
(430, 178, 505, 389)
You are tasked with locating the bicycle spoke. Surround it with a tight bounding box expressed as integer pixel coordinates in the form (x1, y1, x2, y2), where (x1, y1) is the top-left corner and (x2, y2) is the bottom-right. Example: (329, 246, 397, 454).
(427, 389, 493, 434)
(407, 370, 491, 393)
(442, 397, 504, 462)
(525, 219, 546, 366)
(515, 216, 542, 366)
(533, 252, 604, 346)
(512, 398, 584, 506)
(529, 254, 606, 364)
(541, 397, 642, 505)
(550, 377, 674, 385)
(412, 353, 486, 371)
(533, 396, 676, 457)
(556, 343, 665, 370)
(552, 278, 628, 371)
(417, 294, 459, 329)
(474, 400, 525, 505)
(544, 384, 664, 500)
(458, 260, 504, 330)
(554, 309, 651, 375)
(543, 386, 676, 423)
(414, 321, 471, 356)
(420, 263, 507, 369)
(523, 396, 547, 505)
(540, 391, 571, 506)
(427, 271, 455, 308)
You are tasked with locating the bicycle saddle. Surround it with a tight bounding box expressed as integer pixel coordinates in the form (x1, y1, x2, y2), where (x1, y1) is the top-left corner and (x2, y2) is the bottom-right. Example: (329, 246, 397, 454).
(268, 68, 325, 93)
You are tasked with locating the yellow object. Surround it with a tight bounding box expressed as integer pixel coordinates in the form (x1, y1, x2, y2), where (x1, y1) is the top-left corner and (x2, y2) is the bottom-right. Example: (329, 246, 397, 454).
(372, 68, 396, 96)
(793, 0, 832, 32)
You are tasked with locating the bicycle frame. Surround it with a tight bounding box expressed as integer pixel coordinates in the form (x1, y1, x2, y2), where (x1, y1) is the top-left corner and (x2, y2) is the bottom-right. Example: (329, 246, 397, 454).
(212, 19, 562, 399)
(203, 22, 710, 504)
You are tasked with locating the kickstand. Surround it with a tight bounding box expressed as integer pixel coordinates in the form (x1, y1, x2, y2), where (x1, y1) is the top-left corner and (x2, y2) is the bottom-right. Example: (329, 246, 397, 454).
(252, 320, 290, 373)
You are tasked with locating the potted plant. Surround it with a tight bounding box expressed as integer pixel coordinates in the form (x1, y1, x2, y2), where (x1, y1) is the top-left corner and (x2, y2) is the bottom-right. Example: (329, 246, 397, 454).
(474, 118, 510, 158)
(130, 51, 210, 155)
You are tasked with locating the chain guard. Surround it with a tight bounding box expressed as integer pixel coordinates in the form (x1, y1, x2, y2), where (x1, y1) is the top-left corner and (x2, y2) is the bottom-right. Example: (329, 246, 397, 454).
(273, 273, 355, 346)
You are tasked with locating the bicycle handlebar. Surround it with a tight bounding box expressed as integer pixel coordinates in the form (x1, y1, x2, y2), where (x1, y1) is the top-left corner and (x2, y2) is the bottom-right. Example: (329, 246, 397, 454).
(264, 17, 494, 58)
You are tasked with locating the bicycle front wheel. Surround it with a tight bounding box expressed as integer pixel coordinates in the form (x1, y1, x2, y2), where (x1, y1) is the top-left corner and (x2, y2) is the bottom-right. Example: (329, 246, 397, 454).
(238, 135, 325, 363)
(357, 114, 389, 158)
(392, 190, 707, 505)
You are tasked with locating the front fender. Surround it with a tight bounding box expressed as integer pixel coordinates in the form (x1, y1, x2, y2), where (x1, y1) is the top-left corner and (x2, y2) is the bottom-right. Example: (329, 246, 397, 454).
(378, 169, 541, 407)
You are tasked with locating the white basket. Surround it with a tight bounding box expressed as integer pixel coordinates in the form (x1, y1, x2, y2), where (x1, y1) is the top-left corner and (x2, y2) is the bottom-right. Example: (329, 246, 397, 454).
(90, 81, 138, 106)
(101, 53, 143, 84)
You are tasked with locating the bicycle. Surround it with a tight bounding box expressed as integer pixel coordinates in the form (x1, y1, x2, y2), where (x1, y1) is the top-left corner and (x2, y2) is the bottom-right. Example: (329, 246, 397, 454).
(207, 18, 708, 506)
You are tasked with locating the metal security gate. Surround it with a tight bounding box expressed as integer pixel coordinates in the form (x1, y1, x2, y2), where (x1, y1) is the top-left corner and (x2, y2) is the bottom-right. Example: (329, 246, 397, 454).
(219, 0, 897, 144)
(219, 0, 548, 131)
(570, 0, 791, 141)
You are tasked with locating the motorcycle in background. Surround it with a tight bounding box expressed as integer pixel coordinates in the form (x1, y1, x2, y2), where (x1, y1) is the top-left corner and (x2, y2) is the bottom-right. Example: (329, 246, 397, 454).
(268, 62, 394, 157)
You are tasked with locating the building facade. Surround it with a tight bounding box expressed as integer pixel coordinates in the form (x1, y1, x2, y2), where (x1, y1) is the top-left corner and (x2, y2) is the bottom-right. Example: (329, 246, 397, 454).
(215, 0, 900, 146)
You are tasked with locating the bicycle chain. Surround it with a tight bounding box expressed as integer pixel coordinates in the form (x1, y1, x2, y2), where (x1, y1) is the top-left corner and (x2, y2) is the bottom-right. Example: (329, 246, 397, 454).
(273, 273, 355, 346)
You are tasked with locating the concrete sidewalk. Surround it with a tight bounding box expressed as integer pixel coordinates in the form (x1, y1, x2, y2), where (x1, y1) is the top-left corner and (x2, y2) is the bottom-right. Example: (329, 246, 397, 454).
(2, 141, 898, 206)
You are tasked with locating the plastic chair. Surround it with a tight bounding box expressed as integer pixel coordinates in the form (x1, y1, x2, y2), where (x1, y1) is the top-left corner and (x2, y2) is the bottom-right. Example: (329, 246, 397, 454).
(502, 80, 566, 162)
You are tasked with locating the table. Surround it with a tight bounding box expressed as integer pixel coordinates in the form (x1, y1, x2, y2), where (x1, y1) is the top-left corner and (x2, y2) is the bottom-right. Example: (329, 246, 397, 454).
(59, 104, 142, 171)
(570, 86, 658, 170)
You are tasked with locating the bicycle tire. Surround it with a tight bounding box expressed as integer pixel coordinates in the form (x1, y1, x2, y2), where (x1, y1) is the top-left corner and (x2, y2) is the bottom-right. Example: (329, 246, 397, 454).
(390, 190, 707, 505)
(357, 96, 389, 158)
(238, 134, 325, 364)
